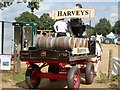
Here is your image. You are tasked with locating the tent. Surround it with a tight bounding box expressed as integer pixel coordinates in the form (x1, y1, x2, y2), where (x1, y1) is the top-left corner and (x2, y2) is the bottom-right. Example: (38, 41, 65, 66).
(106, 32, 116, 38)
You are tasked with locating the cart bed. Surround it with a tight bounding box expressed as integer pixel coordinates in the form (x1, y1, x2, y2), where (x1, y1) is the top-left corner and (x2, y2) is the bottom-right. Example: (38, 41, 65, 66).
(20, 49, 96, 62)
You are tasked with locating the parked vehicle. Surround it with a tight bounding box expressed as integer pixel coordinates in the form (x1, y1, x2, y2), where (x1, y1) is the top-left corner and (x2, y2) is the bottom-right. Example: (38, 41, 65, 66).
(102, 32, 117, 44)
(115, 38, 120, 45)
(101, 37, 117, 44)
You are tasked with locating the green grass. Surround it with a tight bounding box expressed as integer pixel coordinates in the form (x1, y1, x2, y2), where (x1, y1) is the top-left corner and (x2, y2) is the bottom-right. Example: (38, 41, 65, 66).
(2, 68, 26, 83)
(2, 71, 13, 82)
(96, 71, 109, 83)
(96, 71, 120, 88)
(12, 69, 26, 83)
(110, 75, 120, 89)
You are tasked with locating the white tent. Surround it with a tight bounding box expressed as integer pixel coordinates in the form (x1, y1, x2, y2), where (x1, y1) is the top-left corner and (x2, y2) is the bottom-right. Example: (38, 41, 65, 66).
(106, 32, 116, 38)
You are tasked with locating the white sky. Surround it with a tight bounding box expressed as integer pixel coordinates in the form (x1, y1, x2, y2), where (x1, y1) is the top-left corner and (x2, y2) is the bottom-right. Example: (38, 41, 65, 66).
(0, 1, 118, 26)
(0, 1, 119, 54)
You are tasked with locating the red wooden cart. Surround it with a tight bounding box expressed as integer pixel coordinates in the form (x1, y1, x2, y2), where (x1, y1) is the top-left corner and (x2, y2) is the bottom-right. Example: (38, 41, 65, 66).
(20, 43, 100, 89)
(20, 7, 99, 89)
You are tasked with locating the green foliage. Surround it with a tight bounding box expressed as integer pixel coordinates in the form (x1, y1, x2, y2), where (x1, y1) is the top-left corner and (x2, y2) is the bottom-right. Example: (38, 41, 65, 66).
(38, 13, 55, 30)
(15, 12, 39, 24)
(0, 0, 42, 12)
(86, 25, 94, 37)
(112, 20, 120, 34)
(97, 71, 108, 83)
(94, 18, 112, 36)
(27, 2, 40, 12)
(15, 12, 54, 30)
(0, 2, 13, 10)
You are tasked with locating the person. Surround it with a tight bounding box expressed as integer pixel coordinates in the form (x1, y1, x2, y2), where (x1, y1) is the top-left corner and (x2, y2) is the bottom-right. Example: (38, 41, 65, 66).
(69, 3, 85, 38)
(53, 19, 70, 37)
(75, 3, 82, 8)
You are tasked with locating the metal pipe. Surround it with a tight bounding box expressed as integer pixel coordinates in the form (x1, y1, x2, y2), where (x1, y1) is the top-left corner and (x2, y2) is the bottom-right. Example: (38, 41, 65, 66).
(1, 21, 4, 54)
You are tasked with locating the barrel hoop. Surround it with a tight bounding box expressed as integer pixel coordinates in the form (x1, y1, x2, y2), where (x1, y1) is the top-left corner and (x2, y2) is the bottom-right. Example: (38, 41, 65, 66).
(73, 38, 77, 48)
(38, 36, 43, 47)
(86, 38, 88, 47)
(64, 37, 67, 49)
(82, 39, 85, 47)
(56, 37, 60, 49)
(77, 38, 80, 48)
(79, 38, 82, 47)
(35, 36, 39, 47)
(68, 37, 72, 48)
(46, 37, 50, 49)
(50, 38, 55, 48)
(83, 38, 85, 47)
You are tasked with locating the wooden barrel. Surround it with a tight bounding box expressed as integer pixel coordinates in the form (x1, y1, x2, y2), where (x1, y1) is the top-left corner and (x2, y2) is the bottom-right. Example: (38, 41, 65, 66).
(54, 37, 78, 50)
(50, 37, 56, 49)
(36, 36, 56, 49)
(73, 38, 80, 48)
(77, 38, 88, 48)
(36, 36, 89, 50)
(37, 36, 47, 49)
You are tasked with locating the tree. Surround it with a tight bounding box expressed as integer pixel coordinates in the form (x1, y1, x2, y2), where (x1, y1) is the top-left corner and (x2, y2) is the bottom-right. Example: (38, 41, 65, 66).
(38, 13, 55, 30)
(94, 18, 112, 36)
(112, 20, 120, 34)
(15, 12, 54, 30)
(85, 25, 94, 37)
(15, 12, 39, 24)
(0, 0, 42, 12)
(27, 1, 42, 12)
(0, 2, 12, 10)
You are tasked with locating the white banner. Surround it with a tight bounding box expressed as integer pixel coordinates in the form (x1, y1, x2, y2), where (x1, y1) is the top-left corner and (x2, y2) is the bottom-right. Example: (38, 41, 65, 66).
(112, 57, 120, 75)
(0, 55, 12, 70)
(52, 8, 95, 20)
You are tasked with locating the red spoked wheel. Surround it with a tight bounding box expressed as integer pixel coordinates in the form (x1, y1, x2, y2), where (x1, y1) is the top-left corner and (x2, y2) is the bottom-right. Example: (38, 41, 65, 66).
(85, 62, 95, 84)
(25, 64, 41, 89)
(67, 66, 81, 89)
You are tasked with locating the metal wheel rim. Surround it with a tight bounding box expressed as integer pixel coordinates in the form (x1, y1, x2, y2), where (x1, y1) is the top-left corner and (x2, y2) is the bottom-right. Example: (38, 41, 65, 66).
(31, 70, 38, 84)
(74, 71, 80, 88)
(90, 67, 94, 81)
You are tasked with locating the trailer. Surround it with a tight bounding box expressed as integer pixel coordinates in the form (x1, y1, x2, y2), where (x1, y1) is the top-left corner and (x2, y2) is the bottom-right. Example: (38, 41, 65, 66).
(20, 38, 102, 89)
(20, 6, 101, 89)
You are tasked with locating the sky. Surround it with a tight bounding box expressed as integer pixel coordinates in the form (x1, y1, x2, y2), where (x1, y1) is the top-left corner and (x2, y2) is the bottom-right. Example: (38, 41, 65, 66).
(0, 1, 119, 26)
(0, 1, 119, 54)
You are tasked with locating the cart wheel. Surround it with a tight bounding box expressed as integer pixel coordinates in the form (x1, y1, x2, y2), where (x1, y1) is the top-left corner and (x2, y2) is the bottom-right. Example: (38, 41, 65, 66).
(67, 66, 81, 89)
(25, 65, 41, 89)
(85, 62, 94, 84)
(48, 65, 59, 82)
